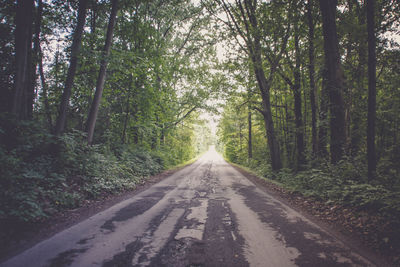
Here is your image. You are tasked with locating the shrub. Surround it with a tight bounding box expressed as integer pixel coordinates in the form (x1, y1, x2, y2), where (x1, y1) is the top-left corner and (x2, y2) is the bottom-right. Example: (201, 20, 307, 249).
(0, 118, 174, 224)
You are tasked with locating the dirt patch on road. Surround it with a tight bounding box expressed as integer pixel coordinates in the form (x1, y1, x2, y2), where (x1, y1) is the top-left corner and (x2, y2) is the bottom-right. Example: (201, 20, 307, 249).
(230, 164, 397, 267)
(0, 165, 190, 263)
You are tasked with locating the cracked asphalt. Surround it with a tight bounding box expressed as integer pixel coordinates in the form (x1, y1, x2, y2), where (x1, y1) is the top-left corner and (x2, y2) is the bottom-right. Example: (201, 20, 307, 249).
(1, 147, 376, 267)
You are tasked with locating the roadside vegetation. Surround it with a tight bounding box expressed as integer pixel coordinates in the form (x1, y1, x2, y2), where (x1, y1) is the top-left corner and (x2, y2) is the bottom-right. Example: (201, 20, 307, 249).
(0, 116, 211, 225)
(0, 0, 216, 231)
(1, 0, 399, 264)
(214, 0, 400, 263)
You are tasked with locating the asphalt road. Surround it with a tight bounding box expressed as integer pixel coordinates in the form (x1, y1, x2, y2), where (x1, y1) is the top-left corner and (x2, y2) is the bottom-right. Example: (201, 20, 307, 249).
(1, 147, 375, 267)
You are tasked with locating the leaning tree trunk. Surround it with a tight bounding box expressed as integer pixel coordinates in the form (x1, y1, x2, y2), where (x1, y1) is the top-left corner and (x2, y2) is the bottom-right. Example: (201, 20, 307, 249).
(319, 0, 347, 164)
(85, 0, 118, 144)
(367, 0, 377, 180)
(54, 0, 89, 135)
(220, 0, 282, 170)
(252, 48, 282, 170)
(12, 0, 34, 120)
(254, 66, 282, 170)
(248, 3, 282, 170)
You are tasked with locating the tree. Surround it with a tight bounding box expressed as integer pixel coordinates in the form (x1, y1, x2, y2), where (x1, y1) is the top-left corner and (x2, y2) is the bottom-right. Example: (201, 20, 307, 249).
(26, 0, 44, 120)
(247, 87, 253, 159)
(307, 0, 318, 157)
(293, 16, 305, 169)
(367, 0, 377, 180)
(318, 68, 329, 158)
(54, 0, 89, 135)
(12, 0, 34, 120)
(318, 0, 346, 163)
(277, 4, 305, 170)
(219, 0, 286, 170)
(85, 0, 118, 144)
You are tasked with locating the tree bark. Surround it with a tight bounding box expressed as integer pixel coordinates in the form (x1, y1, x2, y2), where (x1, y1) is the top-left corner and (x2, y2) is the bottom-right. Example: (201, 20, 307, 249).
(121, 75, 135, 145)
(293, 21, 305, 169)
(247, 78, 253, 159)
(86, 0, 118, 144)
(318, 68, 329, 157)
(247, 3, 282, 170)
(12, 0, 34, 120)
(90, 0, 97, 47)
(343, 0, 354, 153)
(26, 0, 43, 120)
(54, 0, 89, 135)
(367, 0, 377, 180)
(307, 0, 318, 157)
(253, 59, 282, 170)
(121, 93, 131, 144)
(319, 0, 347, 163)
(38, 43, 53, 130)
(220, 0, 282, 170)
(248, 108, 252, 159)
(280, 94, 288, 161)
(351, 4, 366, 155)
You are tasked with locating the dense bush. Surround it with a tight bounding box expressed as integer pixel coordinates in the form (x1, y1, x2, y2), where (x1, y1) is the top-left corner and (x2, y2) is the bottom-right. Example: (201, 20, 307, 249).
(0, 117, 188, 224)
(235, 156, 400, 221)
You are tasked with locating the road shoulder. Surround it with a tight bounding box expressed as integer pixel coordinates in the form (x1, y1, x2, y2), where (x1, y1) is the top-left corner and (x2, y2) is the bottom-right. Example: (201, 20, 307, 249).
(0, 164, 191, 263)
(229, 163, 395, 267)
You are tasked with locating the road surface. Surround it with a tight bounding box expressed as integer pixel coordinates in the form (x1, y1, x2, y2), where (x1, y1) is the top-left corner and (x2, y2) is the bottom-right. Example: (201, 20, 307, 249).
(1, 147, 375, 267)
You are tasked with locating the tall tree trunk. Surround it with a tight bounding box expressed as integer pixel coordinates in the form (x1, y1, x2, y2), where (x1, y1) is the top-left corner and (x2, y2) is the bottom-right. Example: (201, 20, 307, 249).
(12, 0, 34, 120)
(319, 0, 347, 163)
(86, 0, 118, 144)
(121, 93, 130, 144)
(247, 80, 253, 159)
(54, 0, 89, 135)
(318, 68, 329, 157)
(280, 94, 287, 162)
(38, 44, 53, 129)
(351, 4, 366, 155)
(160, 126, 166, 146)
(285, 101, 293, 162)
(303, 71, 307, 145)
(87, 0, 98, 106)
(307, 0, 318, 157)
(248, 108, 252, 159)
(220, 0, 282, 170)
(250, 26, 282, 170)
(293, 22, 305, 169)
(239, 120, 243, 152)
(90, 0, 97, 46)
(367, 0, 377, 180)
(253, 62, 282, 170)
(27, 0, 43, 119)
(343, 0, 354, 153)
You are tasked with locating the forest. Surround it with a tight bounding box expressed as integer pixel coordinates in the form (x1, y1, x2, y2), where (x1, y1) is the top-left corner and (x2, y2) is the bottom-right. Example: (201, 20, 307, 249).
(215, 0, 400, 261)
(0, 0, 399, 263)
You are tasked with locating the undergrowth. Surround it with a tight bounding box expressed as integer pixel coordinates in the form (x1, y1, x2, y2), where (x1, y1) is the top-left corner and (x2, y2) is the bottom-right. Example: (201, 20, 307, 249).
(231, 154, 400, 255)
(242, 156, 400, 220)
(0, 118, 188, 224)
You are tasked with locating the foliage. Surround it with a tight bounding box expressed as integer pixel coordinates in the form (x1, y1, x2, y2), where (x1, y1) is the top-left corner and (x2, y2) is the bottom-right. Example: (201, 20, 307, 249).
(229, 155, 400, 224)
(0, 116, 206, 224)
(0, 0, 216, 225)
(216, 0, 400, 232)
(1, 0, 399, 260)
